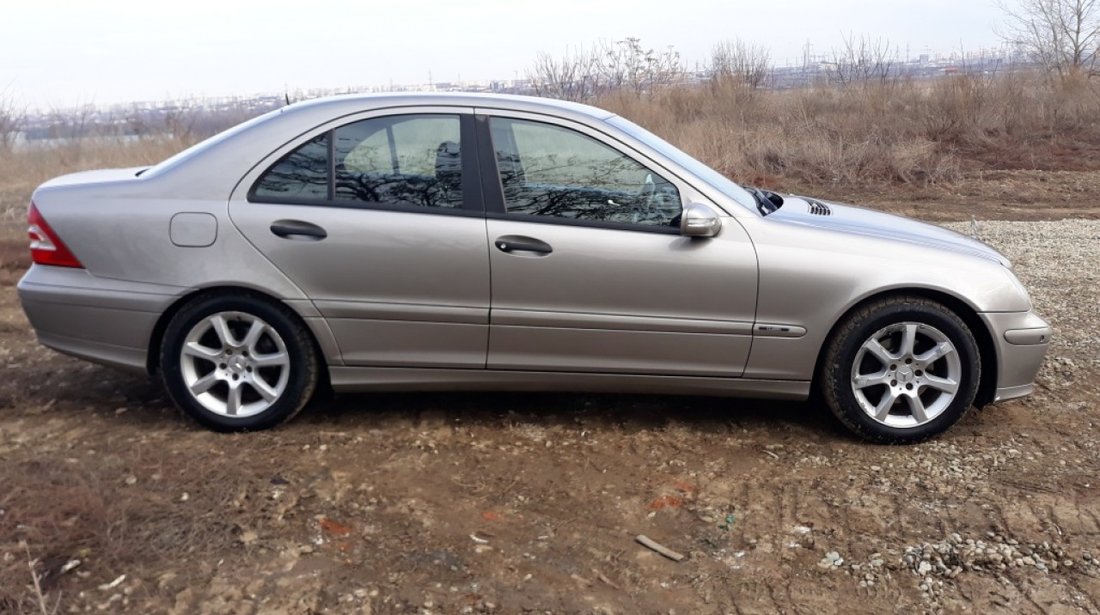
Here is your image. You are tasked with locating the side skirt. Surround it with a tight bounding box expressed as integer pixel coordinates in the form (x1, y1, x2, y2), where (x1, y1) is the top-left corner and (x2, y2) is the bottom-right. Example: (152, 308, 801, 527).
(329, 366, 810, 400)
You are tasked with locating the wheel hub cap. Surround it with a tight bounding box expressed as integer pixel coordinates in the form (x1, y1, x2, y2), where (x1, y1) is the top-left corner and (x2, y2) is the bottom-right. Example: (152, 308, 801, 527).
(228, 355, 248, 373)
(895, 366, 914, 384)
(850, 322, 962, 429)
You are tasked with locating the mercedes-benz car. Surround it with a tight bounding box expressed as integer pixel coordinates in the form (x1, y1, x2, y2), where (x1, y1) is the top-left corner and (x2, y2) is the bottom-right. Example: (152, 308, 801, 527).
(17, 93, 1051, 442)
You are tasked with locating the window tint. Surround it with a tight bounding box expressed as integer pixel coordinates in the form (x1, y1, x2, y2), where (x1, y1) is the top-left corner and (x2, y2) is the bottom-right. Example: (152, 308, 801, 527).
(335, 115, 463, 209)
(252, 134, 329, 200)
(489, 118, 681, 227)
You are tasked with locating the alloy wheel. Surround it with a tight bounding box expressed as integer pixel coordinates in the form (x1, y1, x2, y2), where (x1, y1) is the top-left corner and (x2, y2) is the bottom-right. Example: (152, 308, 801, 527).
(179, 311, 291, 418)
(850, 322, 962, 429)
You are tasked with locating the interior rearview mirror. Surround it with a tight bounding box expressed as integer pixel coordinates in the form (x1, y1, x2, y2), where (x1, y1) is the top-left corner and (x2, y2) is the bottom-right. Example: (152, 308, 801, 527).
(680, 203, 722, 237)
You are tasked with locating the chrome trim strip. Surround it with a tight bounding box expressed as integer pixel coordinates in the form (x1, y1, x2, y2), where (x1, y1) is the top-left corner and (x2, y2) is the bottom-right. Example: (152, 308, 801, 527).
(754, 323, 807, 338)
(491, 308, 753, 334)
(313, 300, 488, 324)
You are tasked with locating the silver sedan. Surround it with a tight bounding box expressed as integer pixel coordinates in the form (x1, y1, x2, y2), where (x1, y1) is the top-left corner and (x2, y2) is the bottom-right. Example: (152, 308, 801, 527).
(17, 93, 1050, 442)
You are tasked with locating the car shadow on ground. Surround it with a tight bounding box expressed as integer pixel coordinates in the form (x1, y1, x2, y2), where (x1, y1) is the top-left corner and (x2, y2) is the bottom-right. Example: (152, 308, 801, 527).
(21, 363, 848, 441)
(302, 390, 846, 441)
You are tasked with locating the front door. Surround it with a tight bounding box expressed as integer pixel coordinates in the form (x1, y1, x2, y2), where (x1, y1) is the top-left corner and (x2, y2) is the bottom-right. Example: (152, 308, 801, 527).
(479, 113, 758, 377)
(229, 109, 491, 368)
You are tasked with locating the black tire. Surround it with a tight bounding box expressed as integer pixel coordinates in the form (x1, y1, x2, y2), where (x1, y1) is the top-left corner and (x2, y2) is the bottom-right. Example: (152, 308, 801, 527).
(160, 292, 320, 432)
(819, 296, 980, 444)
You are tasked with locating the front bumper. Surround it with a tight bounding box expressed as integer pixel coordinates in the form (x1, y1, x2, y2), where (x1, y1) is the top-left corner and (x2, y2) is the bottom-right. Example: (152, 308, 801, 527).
(17, 265, 181, 373)
(978, 310, 1052, 402)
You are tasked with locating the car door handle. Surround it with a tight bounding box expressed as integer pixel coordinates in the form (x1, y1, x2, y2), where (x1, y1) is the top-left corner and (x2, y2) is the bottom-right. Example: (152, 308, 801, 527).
(270, 219, 327, 240)
(495, 235, 552, 255)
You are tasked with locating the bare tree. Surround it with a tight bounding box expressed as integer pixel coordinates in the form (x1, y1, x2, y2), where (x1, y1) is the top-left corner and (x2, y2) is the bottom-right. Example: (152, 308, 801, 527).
(709, 39, 772, 88)
(527, 38, 684, 101)
(998, 0, 1100, 76)
(0, 93, 25, 152)
(529, 49, 602, 101)
(824, 34, 898, 85)
(599, 38, 684, 94)
(46, 102, 96, 141)
(161, 100, 202, 142)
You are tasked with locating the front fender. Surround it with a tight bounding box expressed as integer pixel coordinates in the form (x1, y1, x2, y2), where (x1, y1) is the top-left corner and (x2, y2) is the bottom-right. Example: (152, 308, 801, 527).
(739, 217, 1030, 380)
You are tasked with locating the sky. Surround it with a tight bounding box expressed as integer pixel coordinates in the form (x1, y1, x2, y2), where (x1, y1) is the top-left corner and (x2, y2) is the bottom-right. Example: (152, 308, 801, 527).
(2, 0, 1008, 109)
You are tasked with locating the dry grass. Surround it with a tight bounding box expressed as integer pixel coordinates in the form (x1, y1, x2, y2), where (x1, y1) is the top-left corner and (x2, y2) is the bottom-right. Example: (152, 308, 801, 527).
(0, 454, 246, 611)
(0, 225, 25, 283)
(0, 137, 191, 207)
(600, 71, 1100, 193)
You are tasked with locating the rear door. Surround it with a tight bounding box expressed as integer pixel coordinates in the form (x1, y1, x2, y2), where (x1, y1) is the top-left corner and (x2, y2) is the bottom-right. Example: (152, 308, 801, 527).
(229, 107, 491, 368)
(477, 111, 758, 377)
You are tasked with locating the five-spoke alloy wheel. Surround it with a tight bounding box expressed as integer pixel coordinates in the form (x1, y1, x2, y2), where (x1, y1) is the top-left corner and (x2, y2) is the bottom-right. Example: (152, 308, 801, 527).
(161, 293, 319, 431)
(821, 296, 980, 444)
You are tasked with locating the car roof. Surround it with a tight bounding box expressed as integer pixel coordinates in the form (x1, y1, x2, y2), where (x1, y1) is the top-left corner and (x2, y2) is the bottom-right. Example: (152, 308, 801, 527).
(280, 91, 615, 121)
(140, 91, 617, 194)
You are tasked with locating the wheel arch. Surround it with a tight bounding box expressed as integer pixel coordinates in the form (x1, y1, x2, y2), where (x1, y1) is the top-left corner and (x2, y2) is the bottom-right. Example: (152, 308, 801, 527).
(146, 286, 332, 391)
(812, 287, 998, 408)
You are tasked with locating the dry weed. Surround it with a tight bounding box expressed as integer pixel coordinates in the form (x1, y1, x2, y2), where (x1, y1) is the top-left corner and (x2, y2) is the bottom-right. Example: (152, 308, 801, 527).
(601, 71, 1100, 192)
(0, 454, 246, 610)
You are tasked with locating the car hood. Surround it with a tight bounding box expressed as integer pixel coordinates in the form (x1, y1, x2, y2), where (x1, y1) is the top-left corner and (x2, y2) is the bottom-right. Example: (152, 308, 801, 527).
(768, 196, 1011, 268)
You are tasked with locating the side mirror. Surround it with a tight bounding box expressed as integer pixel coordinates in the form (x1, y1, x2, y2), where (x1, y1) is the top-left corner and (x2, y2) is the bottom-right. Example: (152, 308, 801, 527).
(680, 203, 722, 237)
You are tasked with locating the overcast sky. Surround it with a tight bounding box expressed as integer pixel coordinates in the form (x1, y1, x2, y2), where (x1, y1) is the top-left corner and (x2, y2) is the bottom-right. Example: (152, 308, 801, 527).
(3, 0, 1008, 109)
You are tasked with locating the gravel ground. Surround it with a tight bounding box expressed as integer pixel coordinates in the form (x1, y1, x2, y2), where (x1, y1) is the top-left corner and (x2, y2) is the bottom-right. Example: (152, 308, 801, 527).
(0, 219, 1098, 614)
(953, 219, 1100, 404)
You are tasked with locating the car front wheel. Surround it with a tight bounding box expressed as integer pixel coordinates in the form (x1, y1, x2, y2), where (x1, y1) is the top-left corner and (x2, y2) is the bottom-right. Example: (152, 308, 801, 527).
(160, 292, 319, 431)
(820, 296, 981, 444)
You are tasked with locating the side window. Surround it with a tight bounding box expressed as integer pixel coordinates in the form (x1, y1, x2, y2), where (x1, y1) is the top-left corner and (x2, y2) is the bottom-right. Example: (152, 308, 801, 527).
(251, 134, 329, 200)
(335, 114, 463, 209)
(489, 117, 681, 227)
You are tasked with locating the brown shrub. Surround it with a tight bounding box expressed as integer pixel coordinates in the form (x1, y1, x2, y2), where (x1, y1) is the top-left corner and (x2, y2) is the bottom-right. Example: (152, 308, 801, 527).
(599, 71, 1100, 192)
(0, 136, 193, 216)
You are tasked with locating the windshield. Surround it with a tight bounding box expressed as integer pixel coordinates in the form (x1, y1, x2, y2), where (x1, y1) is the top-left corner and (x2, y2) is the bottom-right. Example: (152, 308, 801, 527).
(607, 116, 758, 213)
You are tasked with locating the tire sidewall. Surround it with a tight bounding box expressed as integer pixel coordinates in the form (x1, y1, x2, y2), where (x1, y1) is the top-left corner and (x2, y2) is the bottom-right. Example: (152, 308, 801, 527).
(160, 294, 315, 431)
(828, 302, 980, 443)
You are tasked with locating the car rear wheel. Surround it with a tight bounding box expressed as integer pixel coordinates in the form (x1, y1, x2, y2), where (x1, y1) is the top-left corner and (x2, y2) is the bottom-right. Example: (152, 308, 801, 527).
(820, 296, 980, 444)
(160, 292, 319, 431)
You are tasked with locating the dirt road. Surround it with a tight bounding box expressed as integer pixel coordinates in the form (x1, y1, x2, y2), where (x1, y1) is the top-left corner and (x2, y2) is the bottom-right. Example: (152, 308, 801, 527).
(1, 219, 1098, 614)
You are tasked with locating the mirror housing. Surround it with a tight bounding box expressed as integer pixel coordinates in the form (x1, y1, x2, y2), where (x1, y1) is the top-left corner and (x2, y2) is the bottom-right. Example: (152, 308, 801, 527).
(680, 203, 722, 237)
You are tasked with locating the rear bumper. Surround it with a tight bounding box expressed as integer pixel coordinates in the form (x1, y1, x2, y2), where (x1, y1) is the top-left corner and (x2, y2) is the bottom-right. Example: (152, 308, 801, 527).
(978, 310, 1052, 403)
(17, 265, 181, 372)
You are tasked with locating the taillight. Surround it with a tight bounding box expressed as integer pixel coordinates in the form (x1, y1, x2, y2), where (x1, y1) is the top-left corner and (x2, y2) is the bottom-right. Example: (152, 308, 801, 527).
(28, 202, 83, 268)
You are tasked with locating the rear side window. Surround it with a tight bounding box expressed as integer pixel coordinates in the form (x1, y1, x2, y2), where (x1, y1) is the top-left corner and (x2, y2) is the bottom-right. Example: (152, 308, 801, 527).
(250, 114, 464, 210)
(251, 134, 329, 200)
(334, 115, 463, 209)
